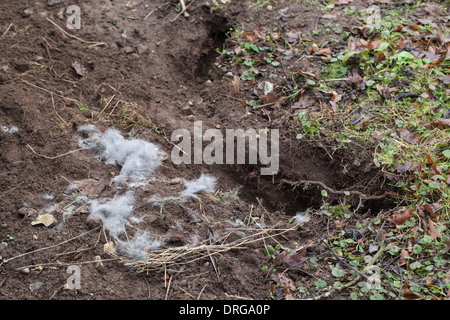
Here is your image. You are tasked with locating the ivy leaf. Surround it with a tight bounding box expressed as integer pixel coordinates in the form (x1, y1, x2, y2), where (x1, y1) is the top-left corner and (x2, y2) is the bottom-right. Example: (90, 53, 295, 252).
(331, 266, 345, 278)
(314, 279, 327, 289)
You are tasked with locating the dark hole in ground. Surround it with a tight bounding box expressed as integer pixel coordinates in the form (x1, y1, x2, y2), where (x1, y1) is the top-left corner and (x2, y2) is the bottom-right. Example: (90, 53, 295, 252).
(169, 11, 230, 82)
(194, 28, 228, 79)
(219, 166, 317, 216)
(219, 164, 397, 217)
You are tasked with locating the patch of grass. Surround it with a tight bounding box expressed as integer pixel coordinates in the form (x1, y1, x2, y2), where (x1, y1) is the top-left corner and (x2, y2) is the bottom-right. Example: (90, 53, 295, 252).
(272, 1, 450, 300)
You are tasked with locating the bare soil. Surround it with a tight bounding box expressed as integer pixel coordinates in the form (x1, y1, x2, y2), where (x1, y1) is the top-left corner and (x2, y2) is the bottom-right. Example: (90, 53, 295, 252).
(0, 0, 395, 300)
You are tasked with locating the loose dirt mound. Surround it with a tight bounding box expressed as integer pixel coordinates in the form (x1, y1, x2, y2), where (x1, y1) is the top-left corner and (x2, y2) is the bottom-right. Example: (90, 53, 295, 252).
(0, 1, 395, 300)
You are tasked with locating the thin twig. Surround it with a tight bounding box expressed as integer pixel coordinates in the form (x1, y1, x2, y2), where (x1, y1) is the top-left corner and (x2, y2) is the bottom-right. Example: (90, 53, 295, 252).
(0, 182, 24, 199)
(5, 227, 100, 262)
(2, 23, 13, 37)
(21, 79, 66, 99)
(170, 0, 196, 22)
(46, 18, 107, 47)
(97, 94, 116, 118)
(144, 9, 155, 20)
(165, 275, 173, 300)
(177, 286, 196, 299)
(180, 0, 190, 17)
(197, 284, 207, 300)
(224, 293, 253, 300)
(27, 144, 85, 160)
(51, 92, 69, 126)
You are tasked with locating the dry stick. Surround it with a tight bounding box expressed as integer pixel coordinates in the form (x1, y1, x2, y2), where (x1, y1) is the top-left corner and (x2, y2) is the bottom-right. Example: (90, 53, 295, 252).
(0, 182, 24, 199)
(51, 92, 69, 126)
(197, 284, 207, 300)
(252, 102, 277, 110)
(144, 9, 155, 20)
(180, 0, 190, 17)
(224, 293, 253, 300)
(170, 0, 196, 22)
(206, 245, 220, 281)
(21, 79, 66, 99)
(27, 144, 85, 160)
(97, 94, 116, 118)
(16, 258, 118, 271)
(5, 227, 100, 263)
(165, 275, 173, 300)
(177, 286, 196, 299)
(2, 23, 13, 37)
(46, 18, 107, 47)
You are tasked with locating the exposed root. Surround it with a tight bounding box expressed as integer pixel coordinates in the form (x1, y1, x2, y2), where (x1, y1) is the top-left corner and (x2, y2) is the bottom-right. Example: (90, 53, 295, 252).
(279, 178, 397, 201)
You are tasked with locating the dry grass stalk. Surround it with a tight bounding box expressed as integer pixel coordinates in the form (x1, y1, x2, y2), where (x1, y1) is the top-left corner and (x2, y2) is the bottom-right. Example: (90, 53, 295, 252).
(121, 224, 297, 273)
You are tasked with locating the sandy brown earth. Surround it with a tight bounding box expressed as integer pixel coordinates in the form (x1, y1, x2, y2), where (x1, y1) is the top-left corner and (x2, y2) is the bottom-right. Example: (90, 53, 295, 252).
(0, 0, 395, 300)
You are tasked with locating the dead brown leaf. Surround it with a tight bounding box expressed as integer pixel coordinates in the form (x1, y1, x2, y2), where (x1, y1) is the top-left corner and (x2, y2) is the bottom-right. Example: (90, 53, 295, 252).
(348, 69, 363, 86)
(398, 128, 421, 144)
(368, 39, 382, 50)
(273, 250, 307, 268)
(390, 208, 414, 226)
(429, 219, 441, 241)
(437, 76, 450, 84)
(401, 283, 420, 300)
(426, 153, 442, 175)
(424, 119, 450, 129)
(395, 161, 420, 174)
(423, 203, 442, 221)
(316, 47, 331, 56)
(271, 273, 296, 292)
(375, 51, 386, 62)
(399, 249, 410, 267)
(70, 179, 106, 198)
(243, 31, 257, 44)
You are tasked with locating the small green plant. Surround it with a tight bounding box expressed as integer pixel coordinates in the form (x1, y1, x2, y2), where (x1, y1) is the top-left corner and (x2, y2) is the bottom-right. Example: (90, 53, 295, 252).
(76, 101, 89, 111)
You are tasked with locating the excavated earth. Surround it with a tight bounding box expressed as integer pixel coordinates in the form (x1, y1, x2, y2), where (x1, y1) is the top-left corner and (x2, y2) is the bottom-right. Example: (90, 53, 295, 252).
(0, 0, 394, 300)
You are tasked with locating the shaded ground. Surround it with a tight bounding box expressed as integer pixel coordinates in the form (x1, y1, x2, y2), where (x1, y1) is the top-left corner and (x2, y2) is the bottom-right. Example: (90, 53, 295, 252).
(0, 0, 445, 300)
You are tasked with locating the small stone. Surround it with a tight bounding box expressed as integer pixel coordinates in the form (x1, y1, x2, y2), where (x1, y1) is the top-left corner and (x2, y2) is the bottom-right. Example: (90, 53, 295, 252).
(19, 267, 30, 275)
(180, 105, 194, 116)
(137, 44, 148, 55)
(18, 207, 37, 217)
(29, 282, 44, 292)
(444, 109, 450, 119)
(123, 46, 134, 54)
(103, 241, 116, 255)
(0, 242, 8, 252)
(94, 255, 104, 267)
(169, 178, 181, 185)
(22, 9, 35, 17)
(48, 0, 62, 6)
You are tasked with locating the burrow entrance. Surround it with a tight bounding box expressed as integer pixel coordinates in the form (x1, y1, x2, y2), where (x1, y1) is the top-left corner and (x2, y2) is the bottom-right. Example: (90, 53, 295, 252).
(168, 11, 230, 82)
